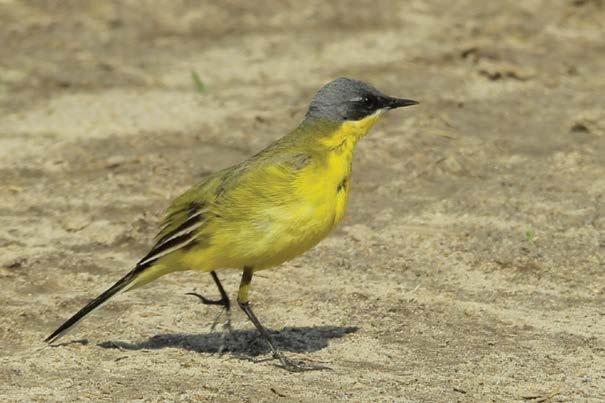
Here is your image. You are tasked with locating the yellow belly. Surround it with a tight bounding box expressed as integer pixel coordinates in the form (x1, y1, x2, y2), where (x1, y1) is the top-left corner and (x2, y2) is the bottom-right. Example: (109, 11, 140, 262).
(183, 152, 351, 273)
(205, 170, 349, 270)
(240, 142, 352, 269)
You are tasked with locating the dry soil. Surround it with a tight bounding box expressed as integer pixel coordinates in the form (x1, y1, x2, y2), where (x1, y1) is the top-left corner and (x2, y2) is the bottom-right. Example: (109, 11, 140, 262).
(1, 1, 604, 401)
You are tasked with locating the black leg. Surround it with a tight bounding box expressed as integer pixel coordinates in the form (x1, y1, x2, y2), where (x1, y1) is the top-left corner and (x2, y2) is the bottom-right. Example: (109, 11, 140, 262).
(237, 266, 328, 372)
(186, 271, 231, 310)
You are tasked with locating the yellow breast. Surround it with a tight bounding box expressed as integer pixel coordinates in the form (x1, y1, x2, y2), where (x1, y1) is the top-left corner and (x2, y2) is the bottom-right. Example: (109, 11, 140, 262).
(241, 151, 351, 270)
(254, 112, 382, 266)
(317, 111, 382, 227)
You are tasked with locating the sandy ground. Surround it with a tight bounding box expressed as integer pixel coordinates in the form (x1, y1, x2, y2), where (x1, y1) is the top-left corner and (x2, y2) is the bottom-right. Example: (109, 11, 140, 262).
(1, 1, 604, 401)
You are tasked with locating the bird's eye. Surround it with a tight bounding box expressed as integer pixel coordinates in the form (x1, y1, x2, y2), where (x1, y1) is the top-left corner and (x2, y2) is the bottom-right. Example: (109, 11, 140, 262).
(364, 96, 375, 109)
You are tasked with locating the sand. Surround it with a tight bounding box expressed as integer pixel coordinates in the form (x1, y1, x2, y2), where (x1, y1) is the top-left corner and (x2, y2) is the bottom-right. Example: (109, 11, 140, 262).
(1, 1, 604, 401)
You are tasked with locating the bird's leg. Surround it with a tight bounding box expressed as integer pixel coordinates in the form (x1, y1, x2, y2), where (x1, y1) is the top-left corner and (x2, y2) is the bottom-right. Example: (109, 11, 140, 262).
(237, 266, 328, 372)
(186, 271, 231, 326)
(186, 271, 232, 353)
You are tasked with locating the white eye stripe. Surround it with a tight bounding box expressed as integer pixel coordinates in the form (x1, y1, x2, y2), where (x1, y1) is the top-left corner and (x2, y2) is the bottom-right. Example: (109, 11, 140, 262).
(349, 96, 364, 102)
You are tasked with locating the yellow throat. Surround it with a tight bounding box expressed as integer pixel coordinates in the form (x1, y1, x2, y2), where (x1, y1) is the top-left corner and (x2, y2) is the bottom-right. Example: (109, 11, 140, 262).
(319, 111, 384, 150)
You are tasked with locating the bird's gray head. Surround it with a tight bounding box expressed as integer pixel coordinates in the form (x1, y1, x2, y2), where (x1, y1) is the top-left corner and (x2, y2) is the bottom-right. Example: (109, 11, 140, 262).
(305, 77, 417, 122)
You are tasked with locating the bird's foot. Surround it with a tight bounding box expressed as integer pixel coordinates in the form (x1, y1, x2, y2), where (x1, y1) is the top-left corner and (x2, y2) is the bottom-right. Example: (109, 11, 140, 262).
(185, 291, 231, 330)
(185, 291, 227, 307)
(273, 352, 331, 372)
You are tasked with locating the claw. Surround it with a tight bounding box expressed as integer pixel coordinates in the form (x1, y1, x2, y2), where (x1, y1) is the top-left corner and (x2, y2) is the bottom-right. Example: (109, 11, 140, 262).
(185, 292, 225, 306)
(274, 352, 331, 372)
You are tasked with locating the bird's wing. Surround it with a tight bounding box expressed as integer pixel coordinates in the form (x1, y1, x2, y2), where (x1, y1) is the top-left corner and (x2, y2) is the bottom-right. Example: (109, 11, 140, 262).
(135, 170, 228, 269)
(135, 147, 314, 269)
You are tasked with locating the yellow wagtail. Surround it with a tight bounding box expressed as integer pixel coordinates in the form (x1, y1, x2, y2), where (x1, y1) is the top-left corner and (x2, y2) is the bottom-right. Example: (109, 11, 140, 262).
(45, 78, 418, 371)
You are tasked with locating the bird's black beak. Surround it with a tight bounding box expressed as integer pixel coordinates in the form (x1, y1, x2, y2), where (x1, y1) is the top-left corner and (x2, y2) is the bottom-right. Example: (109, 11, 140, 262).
(385, 97, 419, 109)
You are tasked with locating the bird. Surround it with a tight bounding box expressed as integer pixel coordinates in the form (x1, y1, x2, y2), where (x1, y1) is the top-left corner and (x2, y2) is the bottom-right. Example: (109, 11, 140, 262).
(45, 77, 418, 371)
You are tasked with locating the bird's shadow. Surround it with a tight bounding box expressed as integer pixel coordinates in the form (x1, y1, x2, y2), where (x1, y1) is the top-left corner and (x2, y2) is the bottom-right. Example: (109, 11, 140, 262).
(97, 326, 359, 357)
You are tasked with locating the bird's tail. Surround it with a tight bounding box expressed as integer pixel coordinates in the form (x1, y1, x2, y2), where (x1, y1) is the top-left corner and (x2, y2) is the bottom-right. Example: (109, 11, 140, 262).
(44, 269, 139, 344)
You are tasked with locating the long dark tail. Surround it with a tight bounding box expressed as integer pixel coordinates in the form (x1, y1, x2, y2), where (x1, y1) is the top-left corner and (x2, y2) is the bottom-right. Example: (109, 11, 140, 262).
(44, 270, 138, 344)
